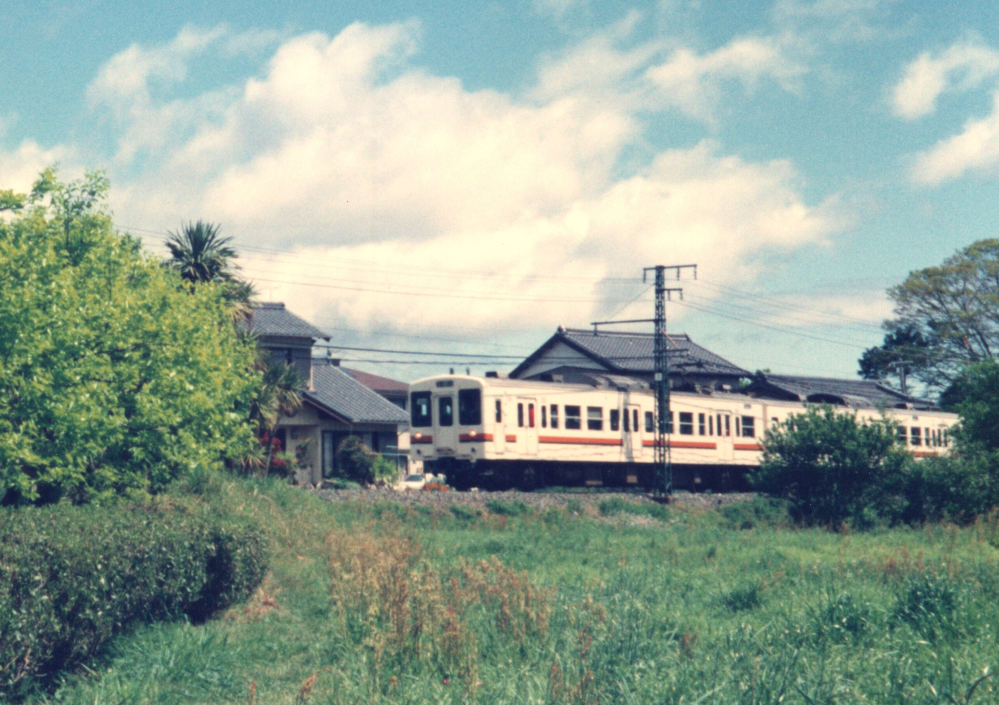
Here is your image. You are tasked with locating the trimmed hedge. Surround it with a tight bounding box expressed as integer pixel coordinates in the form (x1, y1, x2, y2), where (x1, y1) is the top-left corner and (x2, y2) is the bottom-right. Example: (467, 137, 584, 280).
(0, 499, 268, 698)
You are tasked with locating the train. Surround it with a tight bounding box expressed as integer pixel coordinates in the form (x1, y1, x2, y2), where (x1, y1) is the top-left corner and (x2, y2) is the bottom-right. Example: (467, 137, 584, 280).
(407, 374, 960, 491)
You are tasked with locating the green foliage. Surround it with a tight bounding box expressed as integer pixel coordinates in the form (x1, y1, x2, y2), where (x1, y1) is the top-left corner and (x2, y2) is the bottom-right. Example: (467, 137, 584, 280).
(33, 478, 999, 705)
(485, 499, 530, 516)
(880, 239, 999, 392)
(951, 359, 999, 451)
(718, 497, 792, 530)
(753, 405, 912, 528)
(333, 436, 395, 485)
(0, 498, 267, 698)
(598, 496, 670, 520)
(858, 323, 928, 390)
(165, 220, 238, 285)
(0, 170, 260, 504)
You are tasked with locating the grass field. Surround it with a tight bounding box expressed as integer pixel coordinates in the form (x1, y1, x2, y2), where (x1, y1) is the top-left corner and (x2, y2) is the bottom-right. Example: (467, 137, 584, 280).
(34, 479, 999, 704)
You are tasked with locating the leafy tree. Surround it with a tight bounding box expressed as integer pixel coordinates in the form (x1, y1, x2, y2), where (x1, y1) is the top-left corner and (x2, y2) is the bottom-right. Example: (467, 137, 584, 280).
(0, 169, 261, 505)
(948, 359, 999, 452)
(873, 239, 999, 393)
(752, 406, 911, 528)
(166, 220, 238, 284)
(335, 436, 396, 485)
(857, 324, 929, 394)
(249, 355, 306, 475)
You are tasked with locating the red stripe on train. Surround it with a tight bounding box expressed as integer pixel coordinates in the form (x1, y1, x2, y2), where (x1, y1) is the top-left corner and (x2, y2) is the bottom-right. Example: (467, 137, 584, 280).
(539, 436, 623, 446)
(734, 443, 763, 451)
(411, 435, 433, 444)
(459, 433, 494, 442)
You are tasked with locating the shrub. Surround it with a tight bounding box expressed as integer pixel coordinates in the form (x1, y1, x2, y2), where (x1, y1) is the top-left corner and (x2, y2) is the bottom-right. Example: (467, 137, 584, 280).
(485, 499, 530, 516)
(718, 497, 792, 530)
(598, 497, 669, 521)
(752, 406, 911, 528)
(0, 499, 267, 698)
(902, 453, 999, 525)
(334, 436, 396, 485)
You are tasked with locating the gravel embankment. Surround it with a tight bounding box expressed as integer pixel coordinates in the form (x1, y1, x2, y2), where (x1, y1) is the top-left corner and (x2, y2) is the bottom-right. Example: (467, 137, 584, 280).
(312, 487, 756, 512)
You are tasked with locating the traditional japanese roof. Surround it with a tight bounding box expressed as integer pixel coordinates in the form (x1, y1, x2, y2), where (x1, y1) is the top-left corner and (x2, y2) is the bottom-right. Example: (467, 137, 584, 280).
(247, 302, 329, 341)
(305, 359, 409, 424)
(748, 373, 933, 410)
(341, 367, 409, 395)
(509, 327, 748, 380)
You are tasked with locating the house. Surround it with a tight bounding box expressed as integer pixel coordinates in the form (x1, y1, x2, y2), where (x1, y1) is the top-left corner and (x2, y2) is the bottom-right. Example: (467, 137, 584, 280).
(745, 372, 936, 410)
(340, 366, 409, 410)
(509, 326, 749, 392)
(247, 303, 409, 484)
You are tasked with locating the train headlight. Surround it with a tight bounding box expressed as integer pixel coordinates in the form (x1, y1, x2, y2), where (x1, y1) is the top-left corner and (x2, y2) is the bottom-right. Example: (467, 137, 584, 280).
(469, 430, 477, 437)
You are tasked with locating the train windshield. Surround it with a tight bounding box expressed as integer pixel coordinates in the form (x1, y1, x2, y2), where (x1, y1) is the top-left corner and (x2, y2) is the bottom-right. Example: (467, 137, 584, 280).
(458, 388, 482, 425)
(411, 392, 432, 427)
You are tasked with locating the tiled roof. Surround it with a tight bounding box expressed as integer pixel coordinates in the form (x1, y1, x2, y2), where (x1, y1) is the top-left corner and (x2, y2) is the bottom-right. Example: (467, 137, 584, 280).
(751, 373, 930, 409)
(305, 360, 409, 424)
(512, 328, 748, 379)
(341, 367, 409, 394)
(247, 303, 329, 340)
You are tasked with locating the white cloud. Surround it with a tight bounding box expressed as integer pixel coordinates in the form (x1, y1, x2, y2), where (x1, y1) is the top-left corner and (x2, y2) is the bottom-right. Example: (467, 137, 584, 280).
(84, 21, 834, 336)
(911, 91, 999, 185)
(534, 16, 802, 123)
(892, 40, 999, 120)
(0, 140, 72, 193)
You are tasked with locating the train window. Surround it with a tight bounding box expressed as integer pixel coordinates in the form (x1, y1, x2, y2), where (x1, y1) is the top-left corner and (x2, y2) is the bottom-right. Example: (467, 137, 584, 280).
(708, 415, 713, 436)
(458, 389, 482, 425)
(724, 415, 730, 436)
(587, 407, 603, 431)
(925, 428, 930, 446)
(943, 429, 949, 447)
(679, 412, 694, 435)
(610, 409, 620, 431)
(645, 411, 654, 432)
(517, 403, 524, 428)
(633, 409, 639, 433)
(541, 405, 547, 428)
(495, 399, 502, 423)
(529, 404, 535, 428)
(623, 409, 630, 432)
(565, 405, 581, 430)
(668, 411, 674, 434)
(898, 426, 907, 443)
(910, 427, 921, 446)
(438, 396, 454, 427)
(551, 404, 559, 429)
(698, 413, 706, 435)
(735, 417, 741, 436)
(411, 392, 432, 427)
(741, 416, 755, 438)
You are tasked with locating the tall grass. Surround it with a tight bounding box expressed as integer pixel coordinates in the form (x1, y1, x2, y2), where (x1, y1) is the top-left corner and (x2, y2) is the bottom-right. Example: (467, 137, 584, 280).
(32, 479, 999, 704)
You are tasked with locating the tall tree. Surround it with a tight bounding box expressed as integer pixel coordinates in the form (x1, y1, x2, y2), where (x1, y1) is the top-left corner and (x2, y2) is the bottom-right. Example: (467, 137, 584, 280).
(165, 220, 238, 285)
(248, 354, 306, 475)
(864, 239, 999, 394)
(0, 170, 261, 505)
(857, 324, 929, 394)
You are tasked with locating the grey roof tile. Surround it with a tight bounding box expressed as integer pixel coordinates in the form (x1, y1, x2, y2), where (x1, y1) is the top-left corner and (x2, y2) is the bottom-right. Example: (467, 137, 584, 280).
(753, 373, 930, 409)
(556, 328, 748, 377)
(247, 303, 330, 340)
(306, 360, 409, 424)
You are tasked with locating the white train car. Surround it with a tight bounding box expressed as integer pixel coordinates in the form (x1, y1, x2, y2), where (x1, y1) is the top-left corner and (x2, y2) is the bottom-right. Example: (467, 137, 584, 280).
(408, 374, 959, 490)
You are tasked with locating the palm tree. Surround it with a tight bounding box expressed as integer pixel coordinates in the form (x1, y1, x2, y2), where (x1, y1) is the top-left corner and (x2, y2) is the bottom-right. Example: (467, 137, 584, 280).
(249, 356, 306, 476)
(165, 220, 238, 284)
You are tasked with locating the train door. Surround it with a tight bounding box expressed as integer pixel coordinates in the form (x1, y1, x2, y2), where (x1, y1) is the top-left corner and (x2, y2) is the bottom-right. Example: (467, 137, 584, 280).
(517, 397, 539, 455)
(492, 396, 505, 454)
(626, 404, 642, 460)
(434, 393, 458, 453)
(716, 410, 734, 461)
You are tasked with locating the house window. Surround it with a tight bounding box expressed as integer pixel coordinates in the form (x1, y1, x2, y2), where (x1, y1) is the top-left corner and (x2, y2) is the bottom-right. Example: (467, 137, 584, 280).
(698, 413, 706, 436)
(911, 427, 921, 446)
(458, 388, 481, 426)
(645, 411, 654, 432)
(623, 409, 630, 432)
(438, 396, 454, 427)
(541, 405, 547, 428)
(550, 404, 559, 429)
(565, 405, 581, 430)
(587, 407, 603, 431)
(610, 409, 620, 431)
(679, 412, 694, 435)
(495, 399, 502, 423)
(411, 392, 432, 427)
(518, 403, 524, 428)
(741, 416, 755, 438)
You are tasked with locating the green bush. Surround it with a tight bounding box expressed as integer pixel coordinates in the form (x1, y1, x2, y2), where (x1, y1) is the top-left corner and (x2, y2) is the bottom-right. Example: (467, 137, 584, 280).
(0, 499, 267, 698)
(902, 452, 999, 525)
(752, 406, 911, 528)
(598, 496, 670, 521)
(718, 497, 792, 530)
(485, 499, 530, 516)
(334, 436, 396, 485)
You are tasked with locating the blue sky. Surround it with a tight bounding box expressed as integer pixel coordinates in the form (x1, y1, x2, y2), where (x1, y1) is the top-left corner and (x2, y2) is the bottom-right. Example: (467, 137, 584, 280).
(3, 0, 999, 382)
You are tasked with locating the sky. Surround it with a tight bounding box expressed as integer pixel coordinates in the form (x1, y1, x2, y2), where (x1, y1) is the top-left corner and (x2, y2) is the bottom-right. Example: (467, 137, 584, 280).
(3, 0, 999, 383)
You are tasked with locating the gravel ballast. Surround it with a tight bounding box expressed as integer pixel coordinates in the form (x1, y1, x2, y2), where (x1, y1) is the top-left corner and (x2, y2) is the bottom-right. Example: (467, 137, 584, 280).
(313, 487, 757, 512)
